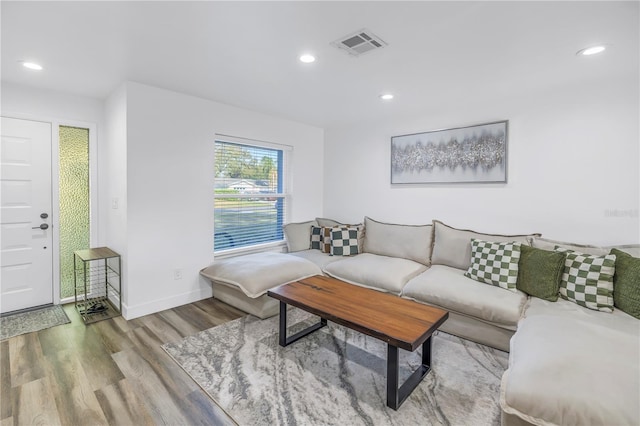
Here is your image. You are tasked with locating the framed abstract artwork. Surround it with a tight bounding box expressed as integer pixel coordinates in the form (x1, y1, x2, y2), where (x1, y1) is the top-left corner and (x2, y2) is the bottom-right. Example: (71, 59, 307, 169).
(391, 120, 508, 184)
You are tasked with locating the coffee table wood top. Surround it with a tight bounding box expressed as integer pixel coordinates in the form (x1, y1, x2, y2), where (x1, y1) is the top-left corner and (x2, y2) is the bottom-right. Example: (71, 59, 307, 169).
(267, 275, 448, 351)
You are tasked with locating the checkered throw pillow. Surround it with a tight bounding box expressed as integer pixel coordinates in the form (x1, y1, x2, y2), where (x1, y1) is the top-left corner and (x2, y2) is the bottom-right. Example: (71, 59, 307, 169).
(321, 227, 332, 253)
(330, 227, 360, 256)
(464, 239, 521, 291)
(310, 226, 322, 250)
(555, 247, 616, 312)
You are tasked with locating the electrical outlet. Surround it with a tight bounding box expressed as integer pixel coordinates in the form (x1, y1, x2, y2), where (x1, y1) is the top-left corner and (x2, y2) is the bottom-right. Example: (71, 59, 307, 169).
(112, 198, 119, 209)
(173, 269, 183, 280)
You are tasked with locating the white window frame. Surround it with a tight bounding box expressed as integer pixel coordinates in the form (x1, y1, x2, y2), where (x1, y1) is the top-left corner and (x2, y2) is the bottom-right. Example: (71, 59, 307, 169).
(214, 134, 292, 258)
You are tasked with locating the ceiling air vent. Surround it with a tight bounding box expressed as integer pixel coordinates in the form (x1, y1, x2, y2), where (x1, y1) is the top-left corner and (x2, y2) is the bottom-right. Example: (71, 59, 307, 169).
(331, 29, 387, 57)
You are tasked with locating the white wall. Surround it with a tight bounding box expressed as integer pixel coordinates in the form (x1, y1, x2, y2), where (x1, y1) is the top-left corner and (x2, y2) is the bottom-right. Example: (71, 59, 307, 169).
(1, 83, 104, 124)
(121, 82, 324, 318)
(103, 84, 128, 303)
(2, 80, 324, 319)
(323, 76, 639, 246)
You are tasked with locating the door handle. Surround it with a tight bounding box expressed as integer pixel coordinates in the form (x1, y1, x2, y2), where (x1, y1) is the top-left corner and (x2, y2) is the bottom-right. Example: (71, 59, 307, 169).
(32, 223, 49, 230)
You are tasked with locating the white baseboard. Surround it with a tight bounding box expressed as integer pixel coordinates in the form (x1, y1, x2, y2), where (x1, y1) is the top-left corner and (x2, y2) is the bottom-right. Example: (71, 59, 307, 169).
(122, 286, 213, 320)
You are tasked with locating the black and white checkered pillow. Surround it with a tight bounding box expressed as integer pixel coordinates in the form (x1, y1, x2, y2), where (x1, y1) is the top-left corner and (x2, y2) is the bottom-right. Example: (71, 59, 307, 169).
(330, 227, 359, 256)
(464, 239, 521, 291)
(555, 247, 615, 312)
(310, 226, 323, 250)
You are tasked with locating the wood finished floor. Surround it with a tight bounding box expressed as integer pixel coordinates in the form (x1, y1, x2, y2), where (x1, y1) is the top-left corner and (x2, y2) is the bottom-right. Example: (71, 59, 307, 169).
(0, 299, 245, 426)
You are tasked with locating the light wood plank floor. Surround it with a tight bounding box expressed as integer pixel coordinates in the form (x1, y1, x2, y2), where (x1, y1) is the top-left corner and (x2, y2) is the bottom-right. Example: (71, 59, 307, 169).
(1, 299, 245, 425)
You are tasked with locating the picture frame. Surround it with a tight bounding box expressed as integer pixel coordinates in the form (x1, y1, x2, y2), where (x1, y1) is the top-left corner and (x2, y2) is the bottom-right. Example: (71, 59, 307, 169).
(391, 120, 508, 184)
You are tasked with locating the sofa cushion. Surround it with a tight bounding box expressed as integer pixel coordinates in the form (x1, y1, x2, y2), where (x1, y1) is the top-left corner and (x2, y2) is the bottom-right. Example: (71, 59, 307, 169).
(324, 253, 427, 295)
(200, 252, 321, 298)
(556, 248, 615, 312)
(523, 297, 638, 331)
(316, 217, 342, 227)
(402, 265, 527, 329)
(613, 245, 640, 257)
(464, 239, 521, 292)
(501, 300, 639, 426)
(611, 248, 640, 319)
(516, 245, 565, 301)
(288, 249, 342, 270)
(532, 237, 640, 257)
(363, 216, 433, 266)
(330, 226, 360, 256)
(532, 236, 611, 256)
(283, 220, 318, 252)
(431, 220, 537, 270)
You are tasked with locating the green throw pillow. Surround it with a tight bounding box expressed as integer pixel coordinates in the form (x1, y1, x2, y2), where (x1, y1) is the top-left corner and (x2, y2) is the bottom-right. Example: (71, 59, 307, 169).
(516, 245, 566, 301)
(610, 248, 640, 320)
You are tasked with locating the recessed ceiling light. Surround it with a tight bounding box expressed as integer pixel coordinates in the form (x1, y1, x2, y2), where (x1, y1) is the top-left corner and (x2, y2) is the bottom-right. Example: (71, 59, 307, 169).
(299, 54, 316, 63)
(576, 45, 607, 56)
(380, 93, 394, 101)
(22, 61, 43, 71)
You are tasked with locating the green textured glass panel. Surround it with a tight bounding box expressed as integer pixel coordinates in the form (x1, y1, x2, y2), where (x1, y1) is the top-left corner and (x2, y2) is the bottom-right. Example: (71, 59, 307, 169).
(59, 126, 90, 299)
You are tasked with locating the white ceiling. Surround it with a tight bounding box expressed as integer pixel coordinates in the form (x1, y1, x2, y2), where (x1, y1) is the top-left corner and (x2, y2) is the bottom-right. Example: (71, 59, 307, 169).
(2, 1, 638, 128)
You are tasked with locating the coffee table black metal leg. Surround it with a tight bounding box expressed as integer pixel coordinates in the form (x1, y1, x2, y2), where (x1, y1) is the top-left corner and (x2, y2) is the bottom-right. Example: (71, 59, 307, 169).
(386, 336, 432, 410)
(278, 301, 327, 347)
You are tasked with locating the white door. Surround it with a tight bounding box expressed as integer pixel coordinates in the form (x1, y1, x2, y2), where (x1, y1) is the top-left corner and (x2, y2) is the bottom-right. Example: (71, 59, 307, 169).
(1, 117, 53, 313)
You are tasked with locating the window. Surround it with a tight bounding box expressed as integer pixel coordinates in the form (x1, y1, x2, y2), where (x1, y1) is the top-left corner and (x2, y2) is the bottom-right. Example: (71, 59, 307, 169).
(59, 126, 90, 299)
(214, 137, 289, 252)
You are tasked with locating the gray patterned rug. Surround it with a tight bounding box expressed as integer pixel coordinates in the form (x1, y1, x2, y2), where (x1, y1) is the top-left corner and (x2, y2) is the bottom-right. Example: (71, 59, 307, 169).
(1, 305, 71, 340)
(164, 308, 508, 425)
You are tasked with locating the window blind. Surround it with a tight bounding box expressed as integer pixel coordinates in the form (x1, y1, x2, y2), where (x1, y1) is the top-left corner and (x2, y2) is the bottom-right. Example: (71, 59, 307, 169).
(214, 140, 288, 252)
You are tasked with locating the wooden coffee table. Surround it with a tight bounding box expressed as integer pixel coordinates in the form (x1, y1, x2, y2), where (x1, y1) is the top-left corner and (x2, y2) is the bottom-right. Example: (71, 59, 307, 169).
(267, 275, 449, 410)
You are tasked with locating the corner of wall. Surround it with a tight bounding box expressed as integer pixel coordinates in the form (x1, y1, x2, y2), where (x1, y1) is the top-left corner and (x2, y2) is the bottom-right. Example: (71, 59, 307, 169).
(103, 83, 129, 305)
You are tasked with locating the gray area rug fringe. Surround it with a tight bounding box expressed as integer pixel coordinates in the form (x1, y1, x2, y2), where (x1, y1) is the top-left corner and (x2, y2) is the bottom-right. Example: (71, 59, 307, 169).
(163, 309, 508, 426)
(1, 305, 71, 340)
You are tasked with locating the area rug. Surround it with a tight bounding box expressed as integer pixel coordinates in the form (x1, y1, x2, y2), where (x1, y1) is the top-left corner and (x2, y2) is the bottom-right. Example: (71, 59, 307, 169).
(1, 305, 71, 340)
(164, 308, 508, 425)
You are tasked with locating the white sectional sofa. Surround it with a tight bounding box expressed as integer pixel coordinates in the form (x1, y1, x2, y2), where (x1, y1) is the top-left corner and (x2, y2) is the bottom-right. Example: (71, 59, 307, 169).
(200, 216, 640, 426)
(501, 297, 639, 426)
